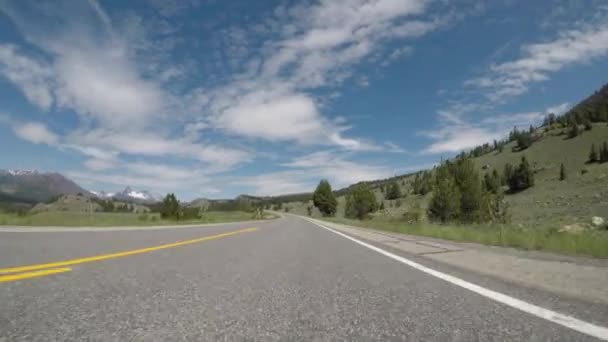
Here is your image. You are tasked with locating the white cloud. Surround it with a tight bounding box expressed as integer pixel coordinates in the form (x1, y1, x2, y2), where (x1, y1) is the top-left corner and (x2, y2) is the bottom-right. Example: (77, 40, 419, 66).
(421, 105, 561, 154)
(240, 150, 392, 196)
(467, 22, 608, 101)
(214, 90, 327, 143)
(83, 158, 116, 171)
(13, 122, 58, 145)
(0, 44, 54, 110)
(545, 102, 570, 116)
(67, 129, 250, 169)
(0, 1, 169, 129)
(422, 126, 498, 154)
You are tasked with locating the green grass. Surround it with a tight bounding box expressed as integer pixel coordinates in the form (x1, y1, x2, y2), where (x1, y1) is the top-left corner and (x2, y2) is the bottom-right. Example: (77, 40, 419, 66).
(0, 211, 266, 227)
(320, 216, 608, 258)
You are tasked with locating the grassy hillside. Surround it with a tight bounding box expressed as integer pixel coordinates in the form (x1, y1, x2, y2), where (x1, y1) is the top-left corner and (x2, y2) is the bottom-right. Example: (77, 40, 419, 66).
(285, 124, 608, 228)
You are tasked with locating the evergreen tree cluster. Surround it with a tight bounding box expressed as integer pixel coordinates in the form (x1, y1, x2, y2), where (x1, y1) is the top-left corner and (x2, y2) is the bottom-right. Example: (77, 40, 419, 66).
(509, 126, 534, 151)
(427, 156, 508, 224)
(503, 156, 535, 192)
(412, 171, 433, 195)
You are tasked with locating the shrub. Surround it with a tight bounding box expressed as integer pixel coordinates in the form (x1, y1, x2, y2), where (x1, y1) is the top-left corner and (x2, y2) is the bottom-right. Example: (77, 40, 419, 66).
(138, 213, 149, 221)
(559, 163, 566, 181)
(403, 203, 423, 223)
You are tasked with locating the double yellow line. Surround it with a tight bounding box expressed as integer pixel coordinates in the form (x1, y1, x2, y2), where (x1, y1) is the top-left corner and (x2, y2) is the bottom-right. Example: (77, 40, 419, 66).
(0, 227, 257, 283)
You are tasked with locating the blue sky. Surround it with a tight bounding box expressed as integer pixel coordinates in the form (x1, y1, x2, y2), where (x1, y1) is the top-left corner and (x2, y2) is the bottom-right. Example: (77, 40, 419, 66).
(1, 0, 608, 200)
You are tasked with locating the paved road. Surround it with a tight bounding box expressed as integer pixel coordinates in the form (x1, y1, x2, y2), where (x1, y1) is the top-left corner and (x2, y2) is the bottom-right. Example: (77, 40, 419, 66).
(1, 215, 607, 341)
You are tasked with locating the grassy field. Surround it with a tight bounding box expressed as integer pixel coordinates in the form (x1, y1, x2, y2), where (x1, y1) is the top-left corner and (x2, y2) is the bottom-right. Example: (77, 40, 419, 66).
(320, 216, 608, 258)
(0, 211, 266, 227)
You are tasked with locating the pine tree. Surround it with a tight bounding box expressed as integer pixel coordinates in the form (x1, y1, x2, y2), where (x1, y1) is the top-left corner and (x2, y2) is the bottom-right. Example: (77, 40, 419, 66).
(313, 180, 337, 216)
(601, 141, 608, 163)
(452, 158, 482, 223)
(484, 169, 501, 194)
(428, 170, 460, 223)
(568, 121, 580, 138)
(161, 193, 180, 220)
(502, 163, 514, 186)
(559, 163, 566, 181)
(385, 181, 402, 200)
(344, 183, 378, 220)
(589, 143, 598, 163)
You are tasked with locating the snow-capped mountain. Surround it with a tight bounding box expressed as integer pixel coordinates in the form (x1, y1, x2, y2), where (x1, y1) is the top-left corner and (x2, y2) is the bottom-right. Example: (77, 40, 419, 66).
(89, 190, 115, 199)
(90, 187, 161, 203)
(1, 169, 39, 176)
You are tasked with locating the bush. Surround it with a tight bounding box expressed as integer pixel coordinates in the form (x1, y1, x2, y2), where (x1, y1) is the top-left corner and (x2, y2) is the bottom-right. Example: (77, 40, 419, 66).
(345, 183, 378, 220)
(138, 213, 149, 221)
(403, 203, 423, 223)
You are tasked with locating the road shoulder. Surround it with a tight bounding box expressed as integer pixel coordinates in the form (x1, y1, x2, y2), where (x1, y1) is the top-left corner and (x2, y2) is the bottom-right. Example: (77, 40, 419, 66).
(305, 216, 608, 306)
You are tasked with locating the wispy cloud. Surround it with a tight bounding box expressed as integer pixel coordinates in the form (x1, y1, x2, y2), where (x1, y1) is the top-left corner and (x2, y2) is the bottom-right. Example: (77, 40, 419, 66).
(13, 122, 58, 145)
(421, 104, 567, 154)
(466, 22, 608, 101)
(189, 0, 443, 150)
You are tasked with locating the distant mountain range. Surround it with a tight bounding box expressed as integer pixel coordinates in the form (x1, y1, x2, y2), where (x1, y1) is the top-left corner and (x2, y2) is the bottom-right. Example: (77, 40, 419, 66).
(0, 169, 162, 205)
(0, 169, 89, 203)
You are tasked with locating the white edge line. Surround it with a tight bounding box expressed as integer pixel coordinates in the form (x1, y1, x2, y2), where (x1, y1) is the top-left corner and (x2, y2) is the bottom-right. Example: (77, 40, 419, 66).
(304, 217, 608, 341)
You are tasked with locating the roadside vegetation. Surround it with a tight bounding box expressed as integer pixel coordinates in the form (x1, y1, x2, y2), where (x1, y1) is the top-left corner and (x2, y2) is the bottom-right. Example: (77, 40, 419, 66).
(323, 216, 608, 258)
(0, 211, 258, 227)
(0, 192, 272, 227)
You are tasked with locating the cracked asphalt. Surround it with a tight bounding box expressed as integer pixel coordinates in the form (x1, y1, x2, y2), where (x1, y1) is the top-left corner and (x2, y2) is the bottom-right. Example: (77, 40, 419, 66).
(0, 215, 606, 341)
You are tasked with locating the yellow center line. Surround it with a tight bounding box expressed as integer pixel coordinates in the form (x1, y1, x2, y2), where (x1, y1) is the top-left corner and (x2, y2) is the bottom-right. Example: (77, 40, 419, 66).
(0, 267, 72, 283)
(0, 227, 258, 276)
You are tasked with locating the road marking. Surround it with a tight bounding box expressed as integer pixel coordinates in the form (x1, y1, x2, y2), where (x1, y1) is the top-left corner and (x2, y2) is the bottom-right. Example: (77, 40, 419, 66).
(0, 227, 257, 276)
(0, 267, 72, 283)
(306, 218, 608, 341)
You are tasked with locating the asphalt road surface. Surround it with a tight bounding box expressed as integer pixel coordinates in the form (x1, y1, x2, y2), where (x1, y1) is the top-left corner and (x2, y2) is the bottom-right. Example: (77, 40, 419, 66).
(1, 215, 607, 341)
